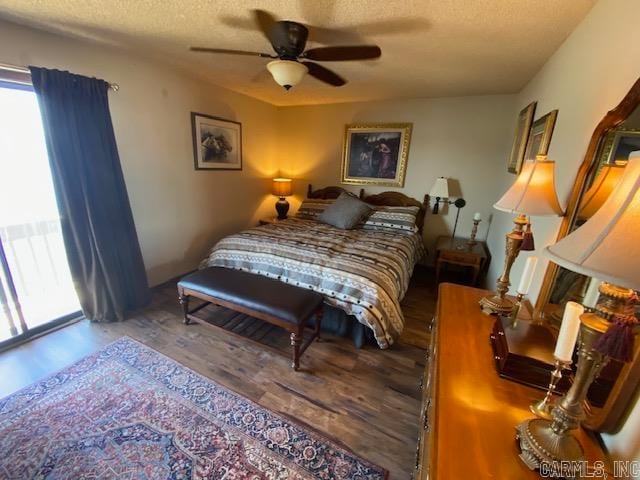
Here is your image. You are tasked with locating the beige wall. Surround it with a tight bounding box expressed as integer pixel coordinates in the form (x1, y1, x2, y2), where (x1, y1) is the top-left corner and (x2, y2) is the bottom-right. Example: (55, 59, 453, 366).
(0, 19, 280, 286)
(277, 95, 516, 264)
(484, 0, 640, 462)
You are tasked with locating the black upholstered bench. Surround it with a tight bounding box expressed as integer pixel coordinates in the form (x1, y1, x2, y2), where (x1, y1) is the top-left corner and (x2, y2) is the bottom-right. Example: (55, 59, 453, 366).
(177, 267, 323, 371)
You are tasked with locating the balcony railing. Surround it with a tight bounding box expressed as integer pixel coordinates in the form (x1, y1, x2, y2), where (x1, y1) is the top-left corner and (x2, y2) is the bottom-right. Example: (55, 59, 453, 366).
(0, 218, 79, 342)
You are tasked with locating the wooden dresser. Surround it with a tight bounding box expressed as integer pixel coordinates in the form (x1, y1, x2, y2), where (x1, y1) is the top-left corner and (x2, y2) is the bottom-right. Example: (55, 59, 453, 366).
(415, 283, 608, 479)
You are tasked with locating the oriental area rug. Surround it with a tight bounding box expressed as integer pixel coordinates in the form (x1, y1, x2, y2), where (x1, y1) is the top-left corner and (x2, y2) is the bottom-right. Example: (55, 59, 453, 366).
(0, 337, 386, 479)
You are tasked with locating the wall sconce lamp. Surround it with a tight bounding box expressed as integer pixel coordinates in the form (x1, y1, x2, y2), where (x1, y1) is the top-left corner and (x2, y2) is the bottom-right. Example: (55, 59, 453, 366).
(429, 177, 466, 213)
(429, 177, 450, 214)
(429, 177, 467, 237)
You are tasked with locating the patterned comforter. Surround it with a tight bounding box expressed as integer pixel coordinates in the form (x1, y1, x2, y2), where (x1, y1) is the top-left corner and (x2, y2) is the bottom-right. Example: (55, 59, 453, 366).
(201, 217, 425, 348)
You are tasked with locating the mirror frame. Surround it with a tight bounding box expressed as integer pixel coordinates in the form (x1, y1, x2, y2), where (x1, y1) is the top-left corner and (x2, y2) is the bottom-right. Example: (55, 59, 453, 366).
(534, 77, 640, 432)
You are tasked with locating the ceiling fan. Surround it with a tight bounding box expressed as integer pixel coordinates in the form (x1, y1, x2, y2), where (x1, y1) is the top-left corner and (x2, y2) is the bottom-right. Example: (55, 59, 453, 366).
(190, 10, 382, 90)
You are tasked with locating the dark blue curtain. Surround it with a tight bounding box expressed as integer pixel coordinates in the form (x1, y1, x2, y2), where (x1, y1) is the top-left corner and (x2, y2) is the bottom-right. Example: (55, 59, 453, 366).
(30, 67, 150, 322)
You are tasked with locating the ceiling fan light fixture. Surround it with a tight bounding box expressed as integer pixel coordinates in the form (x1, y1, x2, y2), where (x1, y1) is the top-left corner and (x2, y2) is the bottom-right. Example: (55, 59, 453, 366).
(266, 60, 308, 90)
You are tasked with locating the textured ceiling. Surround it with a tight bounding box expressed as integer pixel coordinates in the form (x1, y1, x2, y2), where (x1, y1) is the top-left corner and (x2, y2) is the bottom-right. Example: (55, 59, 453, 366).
(0, 0, 596, 106)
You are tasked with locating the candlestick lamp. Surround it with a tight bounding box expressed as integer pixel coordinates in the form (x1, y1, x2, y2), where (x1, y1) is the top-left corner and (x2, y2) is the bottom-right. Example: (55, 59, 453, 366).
(507, 256, 538, 327)
(516, 153, 640, 471)
(480, 155, 563, 315)
(272, 178, 292, 219)
(529, 301, 582, 419)
(467, 212, 482, 246)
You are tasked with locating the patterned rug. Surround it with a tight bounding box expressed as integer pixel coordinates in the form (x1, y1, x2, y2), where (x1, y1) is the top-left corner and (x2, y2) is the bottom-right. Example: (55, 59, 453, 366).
(0, 337, 387, 479)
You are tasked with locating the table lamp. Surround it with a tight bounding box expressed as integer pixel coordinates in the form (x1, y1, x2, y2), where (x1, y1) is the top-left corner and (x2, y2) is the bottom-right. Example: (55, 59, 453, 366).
(480, 155, 563, 315)
(578, 163, 626, 220)
(516, 153, 640, 471)
(272, 177, 292, 219)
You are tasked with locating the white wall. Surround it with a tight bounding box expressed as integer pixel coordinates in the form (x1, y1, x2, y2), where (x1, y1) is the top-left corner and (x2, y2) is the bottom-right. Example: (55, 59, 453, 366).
(0, 19, 280, 286)
(484, 0, 640, 463)
(277, 95, 516, 265)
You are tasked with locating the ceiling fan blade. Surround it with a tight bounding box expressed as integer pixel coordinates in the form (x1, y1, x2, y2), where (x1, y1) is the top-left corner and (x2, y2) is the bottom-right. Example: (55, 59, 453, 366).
(302, 46, 381, 61)
(252, 9, 279, 44)
(190, 47, 273, 58)
(302, 62, 346, 87)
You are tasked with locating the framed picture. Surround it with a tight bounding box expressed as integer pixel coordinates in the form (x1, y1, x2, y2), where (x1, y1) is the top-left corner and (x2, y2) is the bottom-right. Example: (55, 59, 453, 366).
(507, 102, 536, 174)
(191, 112, 242, 170)
(523, 110, 558, 163)
(341, 123, 412, 187)
(597, 127, 640, 167)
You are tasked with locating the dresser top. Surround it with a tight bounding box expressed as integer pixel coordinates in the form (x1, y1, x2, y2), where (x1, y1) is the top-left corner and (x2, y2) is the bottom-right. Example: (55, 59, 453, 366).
(432, 283, 607, 479)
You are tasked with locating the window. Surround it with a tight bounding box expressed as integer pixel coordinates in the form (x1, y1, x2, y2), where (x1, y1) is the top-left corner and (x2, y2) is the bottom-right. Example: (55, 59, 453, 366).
(0, 81, 80, 344)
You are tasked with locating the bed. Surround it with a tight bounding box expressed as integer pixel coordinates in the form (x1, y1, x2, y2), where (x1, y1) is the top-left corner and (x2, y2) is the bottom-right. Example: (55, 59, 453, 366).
(200, 186, 427, 348)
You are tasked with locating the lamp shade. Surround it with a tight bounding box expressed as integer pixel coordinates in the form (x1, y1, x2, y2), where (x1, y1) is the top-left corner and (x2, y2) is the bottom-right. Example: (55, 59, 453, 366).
(272, 177, 292, 197)
(429, 177, 450, 198)
(494, 155, 563, 216)
(545, 153, 640, 291)
(578, 163, 626, 220)
(266, 60, 308, 90)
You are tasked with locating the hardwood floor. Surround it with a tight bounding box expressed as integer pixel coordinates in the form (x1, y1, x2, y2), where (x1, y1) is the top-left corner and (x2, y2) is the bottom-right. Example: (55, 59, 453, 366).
(0, 266, 437, 479)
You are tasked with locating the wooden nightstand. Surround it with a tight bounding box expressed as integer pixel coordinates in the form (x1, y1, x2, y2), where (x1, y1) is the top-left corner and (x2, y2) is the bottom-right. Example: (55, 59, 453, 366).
(258, 217, 286, 226)
(434, 235, 489, 285)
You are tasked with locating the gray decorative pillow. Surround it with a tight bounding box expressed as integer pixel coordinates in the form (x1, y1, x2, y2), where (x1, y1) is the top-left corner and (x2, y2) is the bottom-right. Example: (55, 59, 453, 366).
(318, 192, 372, 229)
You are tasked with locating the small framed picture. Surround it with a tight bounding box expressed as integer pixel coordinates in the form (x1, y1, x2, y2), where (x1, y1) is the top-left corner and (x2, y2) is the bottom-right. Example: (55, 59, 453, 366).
(597, 128, 640, 166)
(523, 110, 558, 162)
(191, 112, 242, 170)
(341, 123, 412, 187)
(507, 102, 536, 174)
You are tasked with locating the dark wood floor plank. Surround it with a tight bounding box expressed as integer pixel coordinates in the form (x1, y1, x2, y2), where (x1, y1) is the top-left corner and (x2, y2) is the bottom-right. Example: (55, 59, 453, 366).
(252, 322, 276, 342)
(0, 266, 436, 479)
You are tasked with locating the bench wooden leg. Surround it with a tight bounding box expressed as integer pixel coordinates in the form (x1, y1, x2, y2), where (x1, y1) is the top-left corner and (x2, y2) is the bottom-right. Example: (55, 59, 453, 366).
(178, 293, 190, 325)
(290, 330, 302, 371)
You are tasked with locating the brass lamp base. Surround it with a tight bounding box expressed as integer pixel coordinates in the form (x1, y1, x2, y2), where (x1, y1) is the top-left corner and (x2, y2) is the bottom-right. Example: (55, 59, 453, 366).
(479, 213, 528, 316)
(516, 312, 610, 475)
(479, 294, 515, 316)
(516, 418, 584, 471)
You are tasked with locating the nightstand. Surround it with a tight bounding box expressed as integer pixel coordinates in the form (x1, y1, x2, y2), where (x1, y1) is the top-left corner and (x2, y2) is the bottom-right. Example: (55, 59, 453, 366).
(434, 235, 489, 285)
(258, 217, 286, 226)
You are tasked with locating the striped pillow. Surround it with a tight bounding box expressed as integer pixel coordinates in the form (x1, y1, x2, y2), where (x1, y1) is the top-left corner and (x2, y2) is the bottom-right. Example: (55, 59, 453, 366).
(295, 199, 335, 220)
(360, 205, 420, 232)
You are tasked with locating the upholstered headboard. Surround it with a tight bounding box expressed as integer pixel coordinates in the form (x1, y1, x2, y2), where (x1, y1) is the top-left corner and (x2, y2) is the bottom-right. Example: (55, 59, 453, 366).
(306, 184, 428, 232)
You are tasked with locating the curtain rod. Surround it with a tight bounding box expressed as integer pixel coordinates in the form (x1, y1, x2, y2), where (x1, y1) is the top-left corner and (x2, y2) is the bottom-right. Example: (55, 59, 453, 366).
(0, 62, 119, 91)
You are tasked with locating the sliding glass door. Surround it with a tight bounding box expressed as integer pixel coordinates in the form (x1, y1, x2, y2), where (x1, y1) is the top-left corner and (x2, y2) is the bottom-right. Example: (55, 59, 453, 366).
(0, 82, 80, 344)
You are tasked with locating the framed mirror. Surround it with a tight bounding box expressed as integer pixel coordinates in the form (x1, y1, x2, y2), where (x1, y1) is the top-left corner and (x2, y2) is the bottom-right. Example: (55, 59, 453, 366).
(535, 77, 640, 433)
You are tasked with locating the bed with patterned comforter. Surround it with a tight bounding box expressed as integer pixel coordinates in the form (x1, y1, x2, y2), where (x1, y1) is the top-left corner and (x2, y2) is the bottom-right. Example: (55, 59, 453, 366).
(201, 215, 424, 348)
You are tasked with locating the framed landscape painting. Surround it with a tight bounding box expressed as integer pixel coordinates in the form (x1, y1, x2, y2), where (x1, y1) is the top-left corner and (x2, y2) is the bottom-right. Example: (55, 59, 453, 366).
(191, 112, 242, 170)
(523, 110, 558, 163)
(507, 102, 536, 174)
(341, 123, 412, 187)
